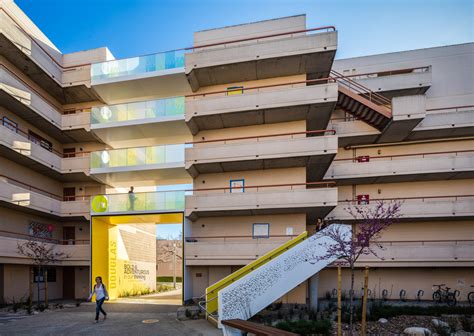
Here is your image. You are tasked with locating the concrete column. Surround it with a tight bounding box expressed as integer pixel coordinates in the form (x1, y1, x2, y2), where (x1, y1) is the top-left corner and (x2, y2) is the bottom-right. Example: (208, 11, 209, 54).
(183, 217, 192, 302)
(309, 273, 319, 311)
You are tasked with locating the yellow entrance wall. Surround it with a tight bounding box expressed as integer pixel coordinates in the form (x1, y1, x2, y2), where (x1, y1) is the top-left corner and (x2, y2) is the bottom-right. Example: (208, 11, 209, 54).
(91, 214, 183, 300)
(91, 218, 110, 299)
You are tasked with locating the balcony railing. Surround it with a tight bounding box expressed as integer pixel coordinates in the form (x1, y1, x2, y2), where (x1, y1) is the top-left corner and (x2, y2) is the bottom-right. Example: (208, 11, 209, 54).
(359, 239, 474, 263)
(90, 190, 185, 214)
(91, 97, 184, 125)
(332, 149, 474, 163)
(90, 26, 335, 82)
(90, 144, 184, 169)
(191, 181, 336, 195)
(91, 50, 185, 82)
(185, 129, 336, 145)
(1, 119, 90, 159)
(0, 229, 89, 245)
(0, 174, 90, 202)
(336, 66, 431, 81)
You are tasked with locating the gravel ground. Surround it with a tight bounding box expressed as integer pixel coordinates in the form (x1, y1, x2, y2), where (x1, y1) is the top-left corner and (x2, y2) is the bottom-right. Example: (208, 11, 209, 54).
(335, 315, 473, 335)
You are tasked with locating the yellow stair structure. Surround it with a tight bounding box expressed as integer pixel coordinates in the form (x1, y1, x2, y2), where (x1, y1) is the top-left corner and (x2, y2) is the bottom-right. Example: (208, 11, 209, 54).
(200, 231, 309, 325)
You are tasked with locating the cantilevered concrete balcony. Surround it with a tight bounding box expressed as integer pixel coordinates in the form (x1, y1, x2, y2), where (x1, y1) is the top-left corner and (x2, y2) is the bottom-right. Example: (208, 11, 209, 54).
(0, 64, 95, 142)
(0, 234, 89, 266)
(186, 130, 337, 181)
(90, 190, 185, 216)
(358, 240, 474, 267)
(90, 50, 192, 102)
(185, 235, 298, 266)
(327, 117, 380, 147)
(328, 105, 473, 147)
(185, 182, 337, 221)
(89, 144, 189, 186)
(337, 66, 432, 98)
(325, 150, 474, 185)
(185, 27, 337, 91)
(327, 195, 474, 222)
(408, 105, 474, 140)
(185, 82, 338, 135)
(0, 125, 91, 182)
(90, 97, 191, 148)
(0, 7, 102, 103)
(0, 175, 89, 220)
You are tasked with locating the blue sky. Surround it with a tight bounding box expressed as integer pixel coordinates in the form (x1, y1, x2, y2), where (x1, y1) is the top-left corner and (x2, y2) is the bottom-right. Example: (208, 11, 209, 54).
(156, 224, 182, 240)
(16, 0, 473, 60)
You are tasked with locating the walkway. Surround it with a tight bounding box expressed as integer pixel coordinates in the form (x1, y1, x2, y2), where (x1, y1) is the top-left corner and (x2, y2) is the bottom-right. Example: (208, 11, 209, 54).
(0, 302, 221, 336)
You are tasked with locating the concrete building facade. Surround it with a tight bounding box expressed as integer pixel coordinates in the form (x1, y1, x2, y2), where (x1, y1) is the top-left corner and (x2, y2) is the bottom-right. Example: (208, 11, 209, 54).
(0, 0, 473, 322)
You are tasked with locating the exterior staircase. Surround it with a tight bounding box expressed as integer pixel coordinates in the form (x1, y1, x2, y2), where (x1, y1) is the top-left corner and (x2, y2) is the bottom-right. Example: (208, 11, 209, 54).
(331, 70, 392, 131)
(198, 224, 351, 335)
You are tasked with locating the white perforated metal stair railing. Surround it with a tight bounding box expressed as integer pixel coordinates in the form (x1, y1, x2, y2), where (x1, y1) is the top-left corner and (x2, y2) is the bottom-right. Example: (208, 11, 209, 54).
(218, 224, 351, 336)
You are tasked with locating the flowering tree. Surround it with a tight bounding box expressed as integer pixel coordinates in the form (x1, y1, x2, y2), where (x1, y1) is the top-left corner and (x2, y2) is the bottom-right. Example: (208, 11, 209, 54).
(311, 200, 402, 332)
(17, 239, 69, 308)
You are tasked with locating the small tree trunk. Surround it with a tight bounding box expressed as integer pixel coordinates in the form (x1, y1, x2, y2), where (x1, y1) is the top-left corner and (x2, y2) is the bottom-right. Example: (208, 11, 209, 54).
(29, 267, 33, 308)
(36, 265, 41, 308)
(44, 269, 48, 307)
(349, 264, 355, 335)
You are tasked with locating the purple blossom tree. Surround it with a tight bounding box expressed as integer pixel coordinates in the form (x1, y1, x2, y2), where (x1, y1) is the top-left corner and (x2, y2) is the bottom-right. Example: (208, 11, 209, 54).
(311, 200, 402, 332)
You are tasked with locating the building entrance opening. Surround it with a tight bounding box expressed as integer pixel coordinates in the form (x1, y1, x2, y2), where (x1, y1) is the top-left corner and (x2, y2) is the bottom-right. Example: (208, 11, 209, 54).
(91, 213, 183, 304)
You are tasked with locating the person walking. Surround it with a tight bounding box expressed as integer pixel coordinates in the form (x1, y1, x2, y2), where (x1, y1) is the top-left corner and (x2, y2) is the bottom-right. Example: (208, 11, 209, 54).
(128, 186, 136, 211)
(88, 276, 109, 323)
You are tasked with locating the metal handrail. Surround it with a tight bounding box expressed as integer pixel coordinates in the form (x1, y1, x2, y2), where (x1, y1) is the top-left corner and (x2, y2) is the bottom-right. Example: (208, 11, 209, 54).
(1, 119, 91, 158)
(0, 229, 90, 245)
(91, 181, 335, 199)
(185, 129, 336, 145)
(426, 105, 474, 112)
(94, 26, 336, 65)
(331, 69, 392, 107)
(340, 194, 474, 202)
(335, 66, 431, 80)
(0, 174, 91, 202)
(333, 149, 474, 161)
(198, 297, 219, 319)
(185, 76, 334, 98)
(186, 234, 298, 240)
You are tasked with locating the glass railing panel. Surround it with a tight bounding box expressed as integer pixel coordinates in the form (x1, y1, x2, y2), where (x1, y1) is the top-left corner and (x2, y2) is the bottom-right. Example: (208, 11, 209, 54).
(91, 50, 185, 82)
(90, 191, 185, 214)
(91, 97, 185, 125)
(90, 144, 184, 169)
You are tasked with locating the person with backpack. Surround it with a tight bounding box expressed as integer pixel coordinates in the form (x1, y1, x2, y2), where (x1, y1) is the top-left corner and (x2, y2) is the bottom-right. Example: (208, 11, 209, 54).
(88, 276, 109, 323)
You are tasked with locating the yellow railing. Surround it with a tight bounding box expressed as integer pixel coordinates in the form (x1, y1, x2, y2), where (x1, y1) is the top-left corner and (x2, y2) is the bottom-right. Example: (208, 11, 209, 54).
(204, 231, 308, 316)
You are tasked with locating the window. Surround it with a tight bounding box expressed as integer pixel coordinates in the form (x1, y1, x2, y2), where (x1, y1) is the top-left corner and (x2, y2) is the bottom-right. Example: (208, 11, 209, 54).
(226, 86, 244, 96)
(28, 130, 52, 152)
(229, 179, 245, 193)
(63, 148, 76, 158)
(34, 267, 56, 283)
(2, 116, 18, 132)
(253, 223, 269, 238)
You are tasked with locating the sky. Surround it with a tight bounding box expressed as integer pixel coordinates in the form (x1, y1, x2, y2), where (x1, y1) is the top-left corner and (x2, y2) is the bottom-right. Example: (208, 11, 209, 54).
(16, 0, 473, 60)
(156, 224, 181, 240)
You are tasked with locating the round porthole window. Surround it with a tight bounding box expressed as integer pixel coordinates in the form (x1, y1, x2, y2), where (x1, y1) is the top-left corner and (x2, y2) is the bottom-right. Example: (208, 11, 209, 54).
(91, 195, 108, 213)
(100, 106, 112, 120)
(101, 151, 110, 164)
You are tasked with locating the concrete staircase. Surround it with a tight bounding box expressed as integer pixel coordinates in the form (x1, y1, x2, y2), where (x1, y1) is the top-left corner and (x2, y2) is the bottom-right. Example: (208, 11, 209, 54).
(331, 70, 392, 131)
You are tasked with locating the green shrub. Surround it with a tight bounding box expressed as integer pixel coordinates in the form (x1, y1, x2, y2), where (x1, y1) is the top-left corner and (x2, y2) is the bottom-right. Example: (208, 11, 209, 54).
(276, 319, 332, 335)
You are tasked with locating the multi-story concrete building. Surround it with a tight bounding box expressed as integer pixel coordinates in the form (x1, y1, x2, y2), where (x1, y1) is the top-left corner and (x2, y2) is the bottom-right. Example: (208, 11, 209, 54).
(0, 0, 473, 327)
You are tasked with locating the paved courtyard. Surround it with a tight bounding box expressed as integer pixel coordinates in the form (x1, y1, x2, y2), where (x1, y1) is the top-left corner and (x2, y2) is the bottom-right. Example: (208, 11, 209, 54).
(0, 302, 221, 336)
